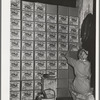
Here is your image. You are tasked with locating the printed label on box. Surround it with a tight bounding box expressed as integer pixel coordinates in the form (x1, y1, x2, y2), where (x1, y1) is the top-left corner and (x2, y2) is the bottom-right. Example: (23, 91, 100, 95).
(47, 32, 57, 41)
(10, 40, 20, 50)
(58, 61, 68, 69)
(22, 81, 33, 90)
(22, 71, 33, 80)
(47, 14, 57, 23)
(22, 21, 34, 31)
(69, 25, 78, 34)
(22, 51, 33, 60)
(35, 12, 45, 22)
(35, 61, 46, 70)
(59, 15, 68, 24)
(47, 61, 57, 69)
(10, 91, 20, 100)
(10, 61, 20, 70)
(58, 42, 68, 51)
(10, 71, 20, 80)
(22, 11, 34, 21)
(69, 34, 78, 42)
(35, 3, 45, 13)
(11, 30, 20, 39)
(11, 0, 20, 9)
(10, 50, 20, 60)
(35, 22, 45, 31)
(69, 43, 79, 51)
(22, 1, 34, 11)
(47, 70, 57, 78)
(69, 16, 79, 25)
(35, 41, 45, 50)
(35, 70, 46, 79)
(21, 91, 33, 100)
(11, 9, 20, 19)
(10, 81, 20, 91)
(35, 32, 45, 41)
(22, 41, 33, 50)
(22, 61, 33, 70)
(22, 31, 34, 40)
(58, 51, 67, 60)
(47, 23, 57, 32)
(47, 42, 57, 50)
(58, 33, 68, 42)
(35, 51, 46, 60)
(35, 80, 41, 89)
(11, 19, 20, 29)
(58, 24, 68, 33)
(47, 51, 57, 60)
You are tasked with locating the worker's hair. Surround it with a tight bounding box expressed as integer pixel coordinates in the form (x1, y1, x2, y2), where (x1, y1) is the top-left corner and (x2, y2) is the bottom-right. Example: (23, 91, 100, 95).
(78, 48, 88, 58)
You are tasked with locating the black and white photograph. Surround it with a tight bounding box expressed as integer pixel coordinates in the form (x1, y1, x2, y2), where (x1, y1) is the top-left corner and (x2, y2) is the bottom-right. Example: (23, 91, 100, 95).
(1, 0, 99, 100)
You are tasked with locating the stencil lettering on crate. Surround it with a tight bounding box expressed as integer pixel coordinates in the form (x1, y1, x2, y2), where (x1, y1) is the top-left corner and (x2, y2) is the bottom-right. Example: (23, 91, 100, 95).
(47, 23, 57, 32)
(69, 25, 78, 34)
(35, 32, 45, 41)
(11, 19, 20, 29)
(69, 34, 78, 42)
(58, 33, 68, 42)
(11, 9, 20, 19)
(47, 32, 57, 41)
(47, 61, 57, 69)
(69, 16, 79, 25)
(59, 15, 68, 24)
(58, 61, 68, 69)
(11, 0, 20, 9)
(35, 22, 45, 31)
(35, 41, 45, 50)
(47, 14, 57, 23)
(10, 91, 20, 100)
(10, 71, 20, 80)
(58, 24, 68, 33)
(47, 42, 57, 50)
(58, 42, 68, 51)
(11, 30, 20, 39)
(47, 51, 57, 60)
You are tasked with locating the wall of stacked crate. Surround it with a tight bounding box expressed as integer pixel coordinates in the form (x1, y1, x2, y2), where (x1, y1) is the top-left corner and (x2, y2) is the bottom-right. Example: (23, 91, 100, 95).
(10, 0, 79, 99)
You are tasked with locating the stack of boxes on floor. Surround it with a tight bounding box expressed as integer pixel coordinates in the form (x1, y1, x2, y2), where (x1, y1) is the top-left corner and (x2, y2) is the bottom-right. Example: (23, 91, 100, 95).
(10, 0, 79, 99)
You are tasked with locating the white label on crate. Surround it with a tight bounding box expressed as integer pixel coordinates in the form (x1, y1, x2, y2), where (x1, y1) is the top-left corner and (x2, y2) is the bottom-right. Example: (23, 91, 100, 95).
(35, 41, 45, 50)
(58, 42, 68, 51)
(69, 25, 78, 34)
(69, 16, 78, 25)
(10, 71, 20, 80)
(22, 71, 33, 80)
(21, 91, 33, 100)
(22, 1, 34, 11)
(58, 61, 68, 69)
(11, 30, 20, 39)
(10, 81, 20, 91)
(10, 50, 20, 60)
(22, 21, 34, 31)
(11, 0, 20, 9)
(69, 43, 79, 51)
(35, 61, 46, 70)
(58, 24, 68, 33)
(47, 51, 57, 60)
(69, 34, 78, 42)
(35, 32, 45, 41)
(35, 3, 45, 13)
(47, 32, 57, 41)
(35, 51, 46, 60)
(22, 81, 33, 90)
(22, 61, 33, 70)
(35, 80, 41, 89)
(22, 31, 34, 40)
(22, 11, 34, 21)
(47, 14, 57, 23)
(10, 40, 20, 50)
(10, 61, 20, 70)
(58, 51, 67, 60)
(47, 42, 57, 50)
(22, 51, 33, 60)
(59, 15, 68, 24)
(35, 22, 45, 31)
(10, 91, 20, 100)
(47, 61, 57, 69)
(47, 23, 57, 32)
(11, 19, 20, 29)
(11, 9, 20, 19)
(22, 41, 33, 50)
(35, 12, 45, 22)
(58, 33, 68, 42)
